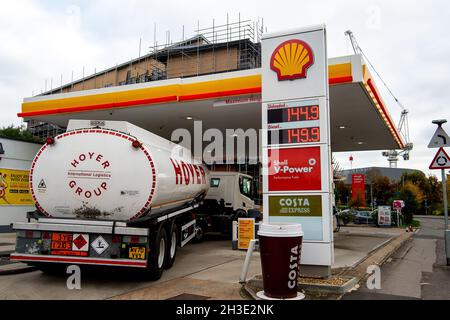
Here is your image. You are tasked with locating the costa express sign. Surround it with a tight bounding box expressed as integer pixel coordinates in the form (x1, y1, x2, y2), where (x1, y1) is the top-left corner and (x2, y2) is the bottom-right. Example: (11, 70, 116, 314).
(269, 195, 322, 217)
(268, 147, 321, 191)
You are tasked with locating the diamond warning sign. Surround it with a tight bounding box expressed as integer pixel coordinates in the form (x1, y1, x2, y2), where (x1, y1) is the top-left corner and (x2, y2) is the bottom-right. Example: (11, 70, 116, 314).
(72, 234, 89, 251)
(91, 235, 109, 255)
(429, 147, 450, 170)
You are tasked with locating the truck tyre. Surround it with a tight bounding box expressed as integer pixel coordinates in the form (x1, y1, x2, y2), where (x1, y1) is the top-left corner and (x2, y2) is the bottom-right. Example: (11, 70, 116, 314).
(145, 227, 167, 280)
(193, 223, 205, 243)
(164, 223, 178, 269)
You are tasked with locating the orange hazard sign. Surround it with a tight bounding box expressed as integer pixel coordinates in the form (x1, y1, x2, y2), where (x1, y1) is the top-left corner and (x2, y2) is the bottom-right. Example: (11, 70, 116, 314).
(238, 218, 255, 250)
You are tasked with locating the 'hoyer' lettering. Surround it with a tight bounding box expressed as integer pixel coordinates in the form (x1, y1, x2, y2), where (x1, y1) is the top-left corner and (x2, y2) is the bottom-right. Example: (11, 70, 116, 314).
(71, 152, 110, 169)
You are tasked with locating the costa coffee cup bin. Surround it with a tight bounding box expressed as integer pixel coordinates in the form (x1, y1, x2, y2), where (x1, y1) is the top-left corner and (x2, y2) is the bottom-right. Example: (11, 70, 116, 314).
(257, 223, 304, 300)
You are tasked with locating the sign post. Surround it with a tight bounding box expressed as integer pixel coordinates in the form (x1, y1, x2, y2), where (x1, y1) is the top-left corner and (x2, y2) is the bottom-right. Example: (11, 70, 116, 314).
(429, 147, 450, 230)
(261, 25, 333, 272)
(392, 200, 405, 227)
(428, 119, 450, 265)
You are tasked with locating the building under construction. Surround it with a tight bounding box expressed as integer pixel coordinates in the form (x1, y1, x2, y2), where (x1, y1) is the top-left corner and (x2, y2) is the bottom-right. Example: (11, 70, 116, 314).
(27, 19, 263, 137)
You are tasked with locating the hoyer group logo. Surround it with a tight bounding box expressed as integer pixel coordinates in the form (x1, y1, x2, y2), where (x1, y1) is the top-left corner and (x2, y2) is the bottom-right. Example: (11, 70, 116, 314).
(268, 147, 321, 191)
(67, 152, 111, 199)
(270, 39, 314, 81)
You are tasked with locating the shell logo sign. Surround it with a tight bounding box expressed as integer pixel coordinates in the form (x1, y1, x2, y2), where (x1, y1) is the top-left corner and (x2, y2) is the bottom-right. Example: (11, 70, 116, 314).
(270, 39, 314, 81)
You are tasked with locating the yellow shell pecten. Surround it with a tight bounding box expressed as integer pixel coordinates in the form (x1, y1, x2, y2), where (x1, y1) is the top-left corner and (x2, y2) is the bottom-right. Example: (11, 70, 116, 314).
(270, 40, 314, 81)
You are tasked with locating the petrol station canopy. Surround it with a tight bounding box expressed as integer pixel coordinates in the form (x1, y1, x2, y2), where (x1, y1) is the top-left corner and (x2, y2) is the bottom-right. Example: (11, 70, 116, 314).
(18, 54, 404, 153)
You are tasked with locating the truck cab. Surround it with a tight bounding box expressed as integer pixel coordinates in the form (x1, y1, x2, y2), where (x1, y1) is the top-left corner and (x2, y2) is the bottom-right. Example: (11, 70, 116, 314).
(194, 172, 260, 241)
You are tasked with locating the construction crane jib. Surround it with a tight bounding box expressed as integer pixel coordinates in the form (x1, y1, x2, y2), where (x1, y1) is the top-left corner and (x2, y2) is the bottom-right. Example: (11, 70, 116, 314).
(344, 30, 413, 168)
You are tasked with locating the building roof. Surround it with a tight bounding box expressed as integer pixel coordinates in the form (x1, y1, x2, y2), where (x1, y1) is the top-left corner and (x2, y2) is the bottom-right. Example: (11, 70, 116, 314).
(340, 166, 424, 183)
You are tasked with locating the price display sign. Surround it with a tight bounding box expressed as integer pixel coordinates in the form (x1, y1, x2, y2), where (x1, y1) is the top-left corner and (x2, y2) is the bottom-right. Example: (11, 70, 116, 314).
(267, 100, 322, 145)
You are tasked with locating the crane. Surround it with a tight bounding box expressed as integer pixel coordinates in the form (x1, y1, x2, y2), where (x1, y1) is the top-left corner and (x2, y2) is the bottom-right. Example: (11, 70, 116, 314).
(344, 30, 413, 168)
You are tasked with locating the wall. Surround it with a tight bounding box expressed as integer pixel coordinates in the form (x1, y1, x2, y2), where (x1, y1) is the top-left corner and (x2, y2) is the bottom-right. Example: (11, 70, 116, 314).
(0, 138, 42, 232)
(166, 47, 239, 78)
(52, 47, 240, 95)
(58, 58, 165, 93)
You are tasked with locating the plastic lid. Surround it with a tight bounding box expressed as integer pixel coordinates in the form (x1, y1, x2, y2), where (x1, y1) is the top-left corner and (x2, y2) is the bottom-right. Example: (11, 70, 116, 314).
(258, 223, 304, 238)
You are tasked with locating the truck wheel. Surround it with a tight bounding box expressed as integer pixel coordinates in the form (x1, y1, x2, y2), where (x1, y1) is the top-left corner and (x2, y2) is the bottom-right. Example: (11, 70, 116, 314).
(164, 223, 178, 269)
(146, 227, 167, 280)
(193, 224, 205, 243)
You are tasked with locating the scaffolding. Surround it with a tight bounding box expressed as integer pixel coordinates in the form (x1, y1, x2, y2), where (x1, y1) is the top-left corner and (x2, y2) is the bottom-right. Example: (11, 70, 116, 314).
(40, 16, 264, 95)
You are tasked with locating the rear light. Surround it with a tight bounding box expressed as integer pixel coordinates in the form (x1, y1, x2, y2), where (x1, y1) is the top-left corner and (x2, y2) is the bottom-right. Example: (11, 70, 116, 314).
(23, 231, 41, 239)
(132, 140, 142, 148)
(45, 137, 55, 145)
(122, 235, 147, 244)
(130, 236, 139, 244)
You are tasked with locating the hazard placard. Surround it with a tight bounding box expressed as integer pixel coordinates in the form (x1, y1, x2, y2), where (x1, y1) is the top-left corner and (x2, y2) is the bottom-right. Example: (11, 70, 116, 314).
(428, 127, 450, 148)
(237, 218, 255, 250)
(72, 233, 89, 251)
(429, 147, 450, 169)
(91, 235, 109, 255)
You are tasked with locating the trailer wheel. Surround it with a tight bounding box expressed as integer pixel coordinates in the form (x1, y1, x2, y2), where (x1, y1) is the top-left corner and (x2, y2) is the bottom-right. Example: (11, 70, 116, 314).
(164, 223, 178, 269)
(145, 227, 167, 280)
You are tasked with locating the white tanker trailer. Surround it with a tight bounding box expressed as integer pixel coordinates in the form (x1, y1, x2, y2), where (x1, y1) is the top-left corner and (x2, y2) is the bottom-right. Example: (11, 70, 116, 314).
(10, 120, 209, 279)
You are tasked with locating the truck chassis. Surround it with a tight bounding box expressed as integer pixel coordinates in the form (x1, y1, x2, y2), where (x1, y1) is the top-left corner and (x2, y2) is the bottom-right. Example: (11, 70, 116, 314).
(10, 204, 198, 280)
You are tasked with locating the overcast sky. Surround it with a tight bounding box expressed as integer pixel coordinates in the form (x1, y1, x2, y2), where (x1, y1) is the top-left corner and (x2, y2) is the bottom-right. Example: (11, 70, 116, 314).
(0, 0, 449, 177)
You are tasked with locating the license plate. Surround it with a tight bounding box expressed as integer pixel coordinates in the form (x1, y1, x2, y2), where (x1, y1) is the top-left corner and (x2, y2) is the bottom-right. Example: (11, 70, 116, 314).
(128, 247, 146, 260)
(51, 233, 73, 250)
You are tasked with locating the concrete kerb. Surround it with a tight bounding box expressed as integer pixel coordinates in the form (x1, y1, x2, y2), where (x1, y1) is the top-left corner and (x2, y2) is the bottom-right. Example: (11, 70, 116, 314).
(0, 260, 37, 276)
(336, 229, 415, 284)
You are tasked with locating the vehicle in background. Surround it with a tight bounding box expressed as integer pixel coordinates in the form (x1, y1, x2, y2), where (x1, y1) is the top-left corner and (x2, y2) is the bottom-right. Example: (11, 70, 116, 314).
(193, 172, 261, 241)
(353, 211, 375, 225)
(337, 208, 358, 225)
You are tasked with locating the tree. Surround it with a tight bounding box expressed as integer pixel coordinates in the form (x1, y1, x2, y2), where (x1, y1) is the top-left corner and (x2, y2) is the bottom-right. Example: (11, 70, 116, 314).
(400, 171, 432, 215)
(335, 180, 351, 206)
(373, 175, 395, 205)
(0, 125, 39, 142)
(349, 192, 365, 209)
(399, 182, 420, 224)
(425, 175, 442, 214)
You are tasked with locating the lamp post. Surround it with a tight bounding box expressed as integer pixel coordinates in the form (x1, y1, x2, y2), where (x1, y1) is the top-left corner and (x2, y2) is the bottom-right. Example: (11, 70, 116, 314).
(370, 183, 374, 211)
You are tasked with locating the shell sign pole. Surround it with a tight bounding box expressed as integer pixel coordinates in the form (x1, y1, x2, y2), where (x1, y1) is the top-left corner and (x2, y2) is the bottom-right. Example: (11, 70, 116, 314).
(261, 25, 334, 267)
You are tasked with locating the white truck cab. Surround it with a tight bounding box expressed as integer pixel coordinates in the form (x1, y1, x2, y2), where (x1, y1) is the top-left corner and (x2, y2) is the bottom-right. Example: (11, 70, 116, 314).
(206, 172, 255, 212)
(193, 171, 260, 241)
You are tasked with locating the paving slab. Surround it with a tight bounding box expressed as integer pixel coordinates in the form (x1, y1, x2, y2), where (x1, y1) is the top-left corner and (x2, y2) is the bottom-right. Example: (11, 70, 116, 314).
(111, 277, 243, 300)
(333, 233, 393, 269)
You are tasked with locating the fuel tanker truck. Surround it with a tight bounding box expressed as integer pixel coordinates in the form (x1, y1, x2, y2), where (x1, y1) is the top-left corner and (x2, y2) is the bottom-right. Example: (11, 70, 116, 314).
(10, 120, 210, 279)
